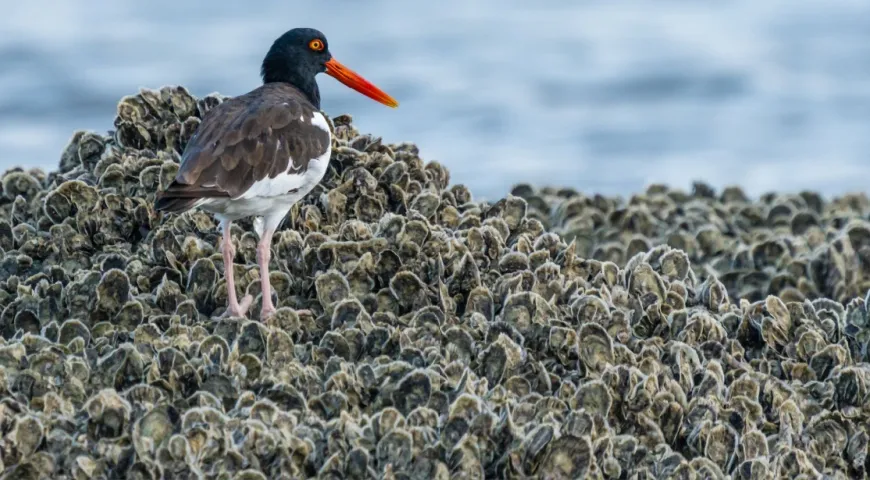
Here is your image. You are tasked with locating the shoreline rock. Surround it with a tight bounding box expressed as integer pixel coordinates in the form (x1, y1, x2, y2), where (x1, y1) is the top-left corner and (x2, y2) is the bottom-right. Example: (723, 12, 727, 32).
(0, 85, 869, 479)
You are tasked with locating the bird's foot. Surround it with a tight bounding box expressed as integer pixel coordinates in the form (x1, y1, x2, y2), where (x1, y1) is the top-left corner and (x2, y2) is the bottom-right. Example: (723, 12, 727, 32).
(222, 294, 253, 318)
(260, 304, 277, 320)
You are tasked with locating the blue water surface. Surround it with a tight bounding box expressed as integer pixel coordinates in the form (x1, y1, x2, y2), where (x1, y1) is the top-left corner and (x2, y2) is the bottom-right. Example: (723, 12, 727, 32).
(1, 0, 869, 200)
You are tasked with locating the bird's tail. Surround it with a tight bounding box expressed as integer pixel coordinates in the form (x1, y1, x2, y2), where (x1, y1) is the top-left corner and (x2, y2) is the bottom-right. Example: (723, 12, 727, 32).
(154, 186, 200, 214)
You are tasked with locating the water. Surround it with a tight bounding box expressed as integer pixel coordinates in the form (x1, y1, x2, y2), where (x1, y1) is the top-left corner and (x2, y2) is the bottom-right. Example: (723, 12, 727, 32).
(2, 0, 870, 200)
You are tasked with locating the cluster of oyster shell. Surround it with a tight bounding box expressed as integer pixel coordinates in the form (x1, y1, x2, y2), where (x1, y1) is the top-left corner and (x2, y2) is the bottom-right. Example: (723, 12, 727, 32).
(1, 85, 869, 479)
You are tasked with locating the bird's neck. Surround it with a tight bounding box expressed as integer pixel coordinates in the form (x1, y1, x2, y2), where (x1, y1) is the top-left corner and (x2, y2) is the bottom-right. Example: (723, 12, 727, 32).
(265, 76, 321, 109)
(261, 59, 321, 108)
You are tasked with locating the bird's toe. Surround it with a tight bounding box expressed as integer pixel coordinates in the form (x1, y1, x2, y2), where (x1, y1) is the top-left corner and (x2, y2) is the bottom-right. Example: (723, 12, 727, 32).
(260, 305, 277, 320)
(222, 294, 254, 318)
(238, 294, 254, 312)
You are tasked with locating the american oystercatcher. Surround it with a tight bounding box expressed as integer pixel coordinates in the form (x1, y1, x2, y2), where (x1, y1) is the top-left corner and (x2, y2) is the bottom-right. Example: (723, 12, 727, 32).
(154, 28, 398, 320)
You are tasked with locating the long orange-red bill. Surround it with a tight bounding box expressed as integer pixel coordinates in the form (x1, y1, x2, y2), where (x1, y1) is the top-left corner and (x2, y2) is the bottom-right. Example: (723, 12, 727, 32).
(325, 57, 398, 108)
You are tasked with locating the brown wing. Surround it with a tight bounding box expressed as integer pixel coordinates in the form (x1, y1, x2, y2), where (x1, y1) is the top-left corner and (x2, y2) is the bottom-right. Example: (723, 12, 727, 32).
(154, 83, 330, 213)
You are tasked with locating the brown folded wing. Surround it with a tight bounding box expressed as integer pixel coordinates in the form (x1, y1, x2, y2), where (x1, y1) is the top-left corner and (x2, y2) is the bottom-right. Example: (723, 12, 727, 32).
(154, 83, 330, 213)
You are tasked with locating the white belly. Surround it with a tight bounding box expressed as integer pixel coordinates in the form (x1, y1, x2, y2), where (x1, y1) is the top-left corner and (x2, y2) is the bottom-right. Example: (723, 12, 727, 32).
(200, 192, 302, 221)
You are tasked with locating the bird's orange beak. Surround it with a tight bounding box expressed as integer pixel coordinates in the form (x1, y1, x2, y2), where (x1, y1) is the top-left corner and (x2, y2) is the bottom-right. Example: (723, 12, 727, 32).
(325, 58, 399, 108)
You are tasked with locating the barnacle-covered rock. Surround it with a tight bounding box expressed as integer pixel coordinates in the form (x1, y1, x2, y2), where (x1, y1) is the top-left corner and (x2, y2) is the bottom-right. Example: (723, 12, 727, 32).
(2, 86, 869, 478)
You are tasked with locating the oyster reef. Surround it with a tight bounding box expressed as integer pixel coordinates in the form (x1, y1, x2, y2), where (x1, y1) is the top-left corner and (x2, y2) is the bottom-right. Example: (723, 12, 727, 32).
(1, 86, 870, 479)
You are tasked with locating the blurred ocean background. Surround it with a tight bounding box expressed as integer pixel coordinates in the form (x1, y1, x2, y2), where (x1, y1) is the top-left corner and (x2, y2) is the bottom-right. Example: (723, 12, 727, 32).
(1, 0, 869, 200)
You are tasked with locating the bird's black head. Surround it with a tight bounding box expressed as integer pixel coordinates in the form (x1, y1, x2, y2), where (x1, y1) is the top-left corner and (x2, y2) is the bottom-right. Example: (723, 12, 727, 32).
(261, 28, 331, 85)
(261, 27, 398, 110)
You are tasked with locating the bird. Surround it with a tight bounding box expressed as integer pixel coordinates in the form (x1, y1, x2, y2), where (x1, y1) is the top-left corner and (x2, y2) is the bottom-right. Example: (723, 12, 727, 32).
(154, 27, 398, 320)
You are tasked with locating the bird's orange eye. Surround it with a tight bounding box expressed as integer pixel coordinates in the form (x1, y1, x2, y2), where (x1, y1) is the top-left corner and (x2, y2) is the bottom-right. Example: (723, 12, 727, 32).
(309, 39, 324, 51)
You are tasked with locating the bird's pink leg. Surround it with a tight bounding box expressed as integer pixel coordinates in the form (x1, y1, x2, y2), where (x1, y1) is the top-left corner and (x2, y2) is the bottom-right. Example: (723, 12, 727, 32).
(257, 227, 276, 320)
(221, 221, 252, 318)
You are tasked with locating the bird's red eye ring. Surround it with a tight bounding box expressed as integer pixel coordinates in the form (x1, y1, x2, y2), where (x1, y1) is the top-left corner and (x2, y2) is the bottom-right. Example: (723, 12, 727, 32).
(309, 39, 324, 51)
